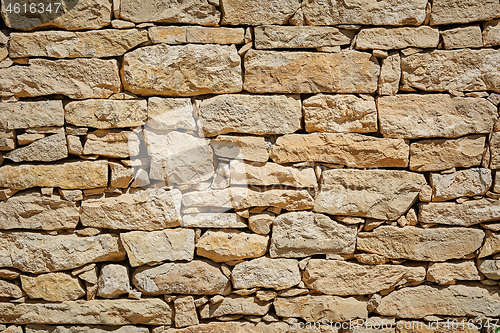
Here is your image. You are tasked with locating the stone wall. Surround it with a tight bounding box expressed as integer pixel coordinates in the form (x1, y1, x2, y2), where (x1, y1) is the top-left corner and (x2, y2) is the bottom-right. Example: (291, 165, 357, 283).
(0, 0, 500, 332)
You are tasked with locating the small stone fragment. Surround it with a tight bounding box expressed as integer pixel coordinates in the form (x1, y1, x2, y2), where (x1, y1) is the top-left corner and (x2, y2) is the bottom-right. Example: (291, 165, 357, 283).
(255, 26, 353, 49)
(484, 19, 500, 46)
(97, 264, 130, 299)
(441, 26, 483, 49)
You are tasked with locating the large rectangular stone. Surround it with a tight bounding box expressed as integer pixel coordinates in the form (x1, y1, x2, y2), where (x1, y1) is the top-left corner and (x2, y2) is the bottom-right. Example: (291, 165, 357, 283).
(182, 213, 247, 228)
(356, 26, 439, 50)
(83, 129, 140, 158)
(255, 26, 353, 49)
(430, 0, 500, 25)
(210, 135, 269, 162)
(419, 199, 500, 226)
(220, 0, 300, 25)
(244, 50, 380, 94)
(0, 101, 64, 129)
(429, 168, 492, 201)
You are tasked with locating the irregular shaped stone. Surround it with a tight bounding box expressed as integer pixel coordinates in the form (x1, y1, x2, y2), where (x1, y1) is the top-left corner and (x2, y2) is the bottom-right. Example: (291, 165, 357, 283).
(478, 259, 500, 279)
(148, 26, 187, 44)
(303, 0, 427, 26)
(0, 299, 172, 325)
(315, 169, 425, 220)
(122, 44, 242, 97)
(65, 100, 147, 129)
(0, 160, 108, 190)
(357, 226, 485, 261)
(133, 261, 230, 295)
(244, 50, 380, 94)
(274, 295, 368, 322)
(0, 190, 78, 230)
(174, 296, 198, 328)
(0, 101, 64, 129)
(21, 272, 85, 302)
(231, 257, 300, 290)
(409, 135, 486, 172)
(162, 322, 290, 333)
(427, 261, 481, 285)
(210, 135, 269, 162)
(5, 133, 67, 162)
(81, 188, 182, 230)
(430, 0, 500, 25)
(376, 284, 500, 318)
(118, 0, 219, 25)
(181, 189, 233, 208)
(356, 26, 439, 50)
(303, 94, 377, 133)
(484, 19, 500, 46)
(9, 29, 148, 58)
(402, 49, 500, 92)
(26, 325, 149, 333)
(182, 213, 247, 228)
(83, 130, 140, 158)
(0, 280, 22, 298)
(196, 230, 268, 262)
(220, 0, 300, 25)
(255, 26, 353, 49)
(479, 230, 500, 258)
(121, 229, 195, 267)
(270, 133, 409, 167)
(0, 59, 120, 99)
(489, 132, 500, 169)
(186, 26, 245, 44)
(0, 131, 15, 151)
(378, 52, 401, 96)
(378, 95, 497, 139)
(0, 232, 125, 274)
(109, 162, 133, 188)
(429, 168, 492, 202)
(270, 211, 357, 258)
(97, 264, 130, 298)
(230, 161, 317, 187)
(441, 26, 483, 49)
(197, 94, 302, 136)
(200, 295, 271, 318)
(147, 97, 196, 131)
(230, 187, 315, 211)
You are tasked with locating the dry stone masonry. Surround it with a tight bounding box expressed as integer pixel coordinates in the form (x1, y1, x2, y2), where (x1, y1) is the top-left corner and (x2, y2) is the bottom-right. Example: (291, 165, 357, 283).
(0, 0, 499, 332)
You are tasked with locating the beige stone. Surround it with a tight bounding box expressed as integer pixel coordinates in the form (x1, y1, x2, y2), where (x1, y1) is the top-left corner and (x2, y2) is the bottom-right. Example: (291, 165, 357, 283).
(479, 230, 500, 258)
(478, 259, 500, 279)
(182, 213, 247, 228)
(0, 101, 63, 129)
(17, 133, 44, 145)
(230, 161, 317, 187)
(81, 188, 181, 230)
(244, 50, 380, 94)
(378, 95, 497, 139)
(231, 257, 300, 290)
(376, 284, 500, 318)
(148, 26, 186, 44)
(270, 211, 357, 258)
(210, 135, 269, 162)
(9, 29, 148, 58)
(83, 130, 140, 158)
(186, 27, 245, 44)
(21, 272, 85, 302)
(303, 94, 377, 133)
(395, 321, 479, 333)
(25, 326, 149, 333)
(355, 253, 389, 265)
(378, 52, 401, 96)
(0, 59, 120, 99)
(122, 44, 242, 97)
(67, 135, 83, 155)
(5, 133, 67, 162)
(174, 296, 199, 327)
(357, 226, 485, 261)
(97, 264, 130, 298)
(220, 0, 300, 25)
(441, 26, 483, 49)
(484, 19, 500, 46)
(409, 135, 486, 172)
(0, 269, 19, 280)
(255, 26, 353, 49)
(304, 259, 425, 296)
(121, 229, 195, 267)
(0, 47, 7, 62)
(200, 295, 271, 318)
(65, 100, 147, 129)
(197, 94, 302, 136)
(489, 132, 500, 169)
(269, 133, 409, 167)
(162, 322, 289, 333)
(0, 299, 172, 325)
(109, 162, 133, 188)
(430, 0, 500, 25)
(147, 97, 196, 131)
(427, 261, 481, 285)
(356, 26, 439, 50)
(429, 168, 492, 202)
(0, 280, 22, 298)
(248, 212, 274, 234)
(133, 260, 230, 295)
(231, 187, 315, 211)
(402, 49, 500, 92)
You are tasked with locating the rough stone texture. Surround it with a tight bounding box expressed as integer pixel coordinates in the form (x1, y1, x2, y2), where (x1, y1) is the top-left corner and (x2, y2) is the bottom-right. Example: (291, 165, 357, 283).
(479, 230, 500, 258)
(430, 0, 500, 25)
(0, 101, 64, 129)
(210, 135, 269, 162)
(270, 212, 357, 258)
(0, 59, 120, 99)
(5, 133, 68, 162)
(357, 226, 485, 261)
(199, 295, 272, 318)
(182, 213, 247, 228)
(484, 19, 500, 46)
(356, 27, 439, 50)
(97, 264, 130, 298)
(174, 296, 199, 327)
(186, 27, 245, 44)
(441, 26, 483, 49)
(244, 50, 380, 94)
(303, 94, 377, 133)
(80, 188, 182, 230)
(489, 132, 500, 169)
(230, 187, 315, 211)
(220, 0, 300, 25)
(429, 168, 492, 201)
(378, 52, 401, 96)
(378, 95, 497, 139)
(230, 161, 317, 187)
(109, 162, 133, 188)
(21, 272, 85, 302)
(478, 259, 500, 279)
(25, 326, 149, 333)
(147, 97, 196, 131)
(122, 44, 242, 97)
(162, 322, 289, 333)
(83, 129, 140, 158)
(255, 26, 353, 49)
(427, 261, 481, 285)
(0, 280, 22, 298)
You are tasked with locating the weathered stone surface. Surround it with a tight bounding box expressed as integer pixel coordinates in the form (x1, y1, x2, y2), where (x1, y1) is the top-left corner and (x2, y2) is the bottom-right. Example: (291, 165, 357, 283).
(244, 50, 380, 94)
(109, 162, 133, 188)
(409, 135, 486, 172)
(270, 212, 357, 258)
(1, 0, 112, 31)
(83, 130, 140, 158)
(402, 49, 500, 92)
(0, 59, 120, 99)
(0, 131, 15, 151)
(230, 161, 317, 187)
(119, 0, 219, 25)
(230, 187, 315, 211)
(378, 95, 497, 139)
(274, 295, 368, 322)
(0, 232, 125, 274)
(303, 0, 427, 26)
(186, 26, 245, 44)
(148, 97, 196, 131)
(441, 26, 483, 49)
(0, 299, 172, 325)
(0, 280, 22, 298)
(197, 94, 302, 136)
(489, 132, 500, 169)
(231, 257, 300, 290)
(121, 229, 195, 267)
(65, 100, 147, 129)
(81, 188, 182, 230)
(427, 261, 481, 285)
(9, 29, 148, 58)
(303, 94, 377, 133)
(357, 226, 485, 261)
(425, 198, 500, 227)
(304, 259, 425, 296)
(122, 44, 242, 97)
(196, 230, 268, 262)
(210, 135, 269, 162)
(26, 325, 149, 333)
(21, 272, 85, 302)
(315, 169, 425, 220)
(163, 322, 290, 333)
(0, 101, 64, 129)
(484, 19, 500, 46)
(376, 284, 500, 318)
(378, 52, 401, 96)
(174, 296, 199, 327)
(0, 160, 108, 190)
(478, 259, 500, 279)
(133, 261, 230, 295)
(430, 0, 500, 25)
(148, 26, 187, 44)
(5, 133, 67, 162)
(479, 230, 500, 258)
(269, 133, 409, 167)
(220, 0, 300, 25)
(97, 264, 130, 298)
(0, 190, 78, 230)
(255, 26, 353, 49)
(357, 27, 439, 50)
(182, 213, 247, 228)
(429, 168, 492, 202)
(200, 295, 271, 318)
